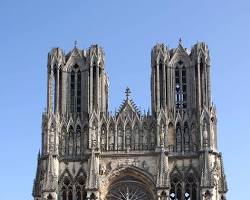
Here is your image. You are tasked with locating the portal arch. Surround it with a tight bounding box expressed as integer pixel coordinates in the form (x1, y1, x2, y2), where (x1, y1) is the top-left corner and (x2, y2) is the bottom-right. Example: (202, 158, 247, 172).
(103, 167, 156, 200)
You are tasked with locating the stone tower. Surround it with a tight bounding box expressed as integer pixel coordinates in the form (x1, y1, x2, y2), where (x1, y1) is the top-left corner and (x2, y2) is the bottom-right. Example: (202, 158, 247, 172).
(33, 41, 228, 200)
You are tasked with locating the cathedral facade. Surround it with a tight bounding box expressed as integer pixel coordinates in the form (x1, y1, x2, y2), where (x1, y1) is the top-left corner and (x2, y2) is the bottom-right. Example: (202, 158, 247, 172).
(32, 41, 228, 200)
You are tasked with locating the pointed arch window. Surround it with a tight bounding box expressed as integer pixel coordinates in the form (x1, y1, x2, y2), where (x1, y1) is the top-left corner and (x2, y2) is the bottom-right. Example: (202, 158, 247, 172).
(170, 173, 198, 200)
(75, 175, 87, 200)
(170, 174, 182, 200)
(61, 177, 73, 200)
(175, 62, 187, 110)
(70, 64, 81, 113)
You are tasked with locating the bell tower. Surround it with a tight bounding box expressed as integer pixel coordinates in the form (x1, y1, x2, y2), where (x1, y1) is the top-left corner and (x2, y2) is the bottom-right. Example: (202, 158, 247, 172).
(33, 41, 227, 200)
(86, 45, 109, 114)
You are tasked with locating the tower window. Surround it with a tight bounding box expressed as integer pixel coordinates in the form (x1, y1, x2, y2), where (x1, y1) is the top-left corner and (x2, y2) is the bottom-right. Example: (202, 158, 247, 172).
(175, 63, 187, 110)
(70, 64, 81, 113)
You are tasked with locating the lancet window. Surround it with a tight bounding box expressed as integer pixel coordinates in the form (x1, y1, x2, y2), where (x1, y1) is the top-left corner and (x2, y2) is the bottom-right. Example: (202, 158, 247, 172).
(175, 62, 187, 110)
(70, 64, 81, 113)
(170, 173, 198, 200)
(75, 175, 87, 200)
(60, 175, 86, 200)
(106, 176, 153, 200)
(61, 177, 73, 200)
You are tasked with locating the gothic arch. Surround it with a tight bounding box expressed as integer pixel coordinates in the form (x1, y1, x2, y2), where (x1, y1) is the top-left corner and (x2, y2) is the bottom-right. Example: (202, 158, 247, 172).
(167, 122, 175, 151)
(74, 168, 87, 200)
(104, 166, 156, 200)
(59, 168, 74, 184)
(169, 166, 199, 200)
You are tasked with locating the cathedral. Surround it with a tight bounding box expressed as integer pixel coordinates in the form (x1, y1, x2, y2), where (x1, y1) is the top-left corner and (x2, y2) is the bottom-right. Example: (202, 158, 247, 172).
(32, 40, 228, 200)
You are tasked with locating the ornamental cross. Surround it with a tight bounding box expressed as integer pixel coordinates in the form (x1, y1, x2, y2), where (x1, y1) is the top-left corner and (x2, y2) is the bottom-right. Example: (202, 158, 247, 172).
(125, 87, 131, 99)
(74, 40, 78, 48)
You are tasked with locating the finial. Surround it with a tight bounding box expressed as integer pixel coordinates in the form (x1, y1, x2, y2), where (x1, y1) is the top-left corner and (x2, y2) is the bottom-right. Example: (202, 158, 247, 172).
(125, 87, 131, 100)
(179, 38, 183, 46)
(74, 40, 78, 48)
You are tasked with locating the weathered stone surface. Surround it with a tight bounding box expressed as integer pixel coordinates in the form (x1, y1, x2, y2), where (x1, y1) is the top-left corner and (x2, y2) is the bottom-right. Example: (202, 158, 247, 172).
(33, 41, 227, 200)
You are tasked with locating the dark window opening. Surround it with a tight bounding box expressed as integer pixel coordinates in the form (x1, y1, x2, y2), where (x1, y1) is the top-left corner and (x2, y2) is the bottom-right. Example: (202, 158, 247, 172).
(70, 65, 81, 113)
(175, 64, 187, 110)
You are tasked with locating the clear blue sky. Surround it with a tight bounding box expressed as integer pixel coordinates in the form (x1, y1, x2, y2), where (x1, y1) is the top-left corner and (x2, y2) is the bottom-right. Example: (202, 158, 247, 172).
(0, 0, 249, 199)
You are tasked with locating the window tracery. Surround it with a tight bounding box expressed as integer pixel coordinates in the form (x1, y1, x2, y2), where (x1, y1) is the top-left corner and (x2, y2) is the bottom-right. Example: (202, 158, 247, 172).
(175, 63, 187, 110)
(170, 173, 198, 200)
(75, 175, 87, 200)
(60, 174, 86, 200)
(70, 64, 81, 113)
(61, 177, 73, 200)
(106, 177, 153, 200)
